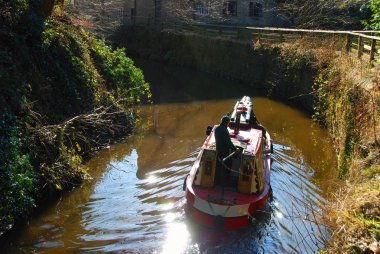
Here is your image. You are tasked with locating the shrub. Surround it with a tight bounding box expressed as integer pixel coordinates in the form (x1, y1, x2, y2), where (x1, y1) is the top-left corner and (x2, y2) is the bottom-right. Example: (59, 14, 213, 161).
(0, 0, 29, 27)
(89, 36, 151, 105)
(0, 10, 151, 234)
(363, 0, 380, 30)
(41, 22, 99, 114)
(0, 112, 37, 232)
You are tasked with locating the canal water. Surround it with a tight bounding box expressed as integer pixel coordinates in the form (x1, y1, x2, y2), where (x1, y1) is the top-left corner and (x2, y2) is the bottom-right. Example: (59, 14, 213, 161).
(1, 60, 338, 253)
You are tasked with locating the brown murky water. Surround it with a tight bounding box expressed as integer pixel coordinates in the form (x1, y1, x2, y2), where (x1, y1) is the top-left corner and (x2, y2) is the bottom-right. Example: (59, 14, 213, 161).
(0, 60, 338, 253)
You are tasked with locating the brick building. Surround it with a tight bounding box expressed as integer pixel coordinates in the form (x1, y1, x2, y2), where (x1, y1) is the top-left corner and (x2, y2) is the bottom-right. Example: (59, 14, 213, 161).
(72, 0, 282, 27)
(133, 0, 281, 27)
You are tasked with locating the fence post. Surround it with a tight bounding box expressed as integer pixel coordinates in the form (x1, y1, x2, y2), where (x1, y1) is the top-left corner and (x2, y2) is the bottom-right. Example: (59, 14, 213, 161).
(369, 39, 376, 63)
(357, 36, 363, 58)
(345, 34, 350, 53)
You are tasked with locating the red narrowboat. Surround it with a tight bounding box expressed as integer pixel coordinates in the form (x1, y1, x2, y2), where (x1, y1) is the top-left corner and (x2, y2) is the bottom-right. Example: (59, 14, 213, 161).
(184, 96, 273, 229)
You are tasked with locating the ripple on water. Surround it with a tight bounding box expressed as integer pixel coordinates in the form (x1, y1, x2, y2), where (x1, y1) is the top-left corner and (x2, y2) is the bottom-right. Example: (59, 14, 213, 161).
(0, 98, 336, 254)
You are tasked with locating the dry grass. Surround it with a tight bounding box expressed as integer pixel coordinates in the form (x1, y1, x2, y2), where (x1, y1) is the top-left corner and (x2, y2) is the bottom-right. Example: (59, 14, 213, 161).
(274, 36, 380, 253)
(322, 175, 380, 253)
(275, 36, 343, 68)
(315, 43, 379, 253)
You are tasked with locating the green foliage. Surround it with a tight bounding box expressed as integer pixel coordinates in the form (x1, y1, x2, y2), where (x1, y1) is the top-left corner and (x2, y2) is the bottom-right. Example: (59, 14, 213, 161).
(0, 11, 151, 234)
(40, 21, 151, 115)
(41, 22, 99, 112)
(89, 36, 151, 105)
(278, 48, 314, 84)
(312, 69, 339, 127)
(362, 165, 380, 179)
(0, 0, 29, 27)
(363, 0, 380, 30)
(0, 112, 36, 231)
(339, 108, 354, 178)
(312, 67, 365, 179)
(39, 132, 86, 192)
(353, 210, 380, 238)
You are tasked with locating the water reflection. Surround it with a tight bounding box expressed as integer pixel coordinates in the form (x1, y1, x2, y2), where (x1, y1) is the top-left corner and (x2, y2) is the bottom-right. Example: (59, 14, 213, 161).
(162, 223, 190, 254)
(1, 56, 338, 253)
(0, 98, 337, 254)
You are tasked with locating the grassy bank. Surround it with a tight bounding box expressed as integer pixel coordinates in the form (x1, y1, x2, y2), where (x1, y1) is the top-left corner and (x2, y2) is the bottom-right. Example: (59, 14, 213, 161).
(115, 27, 379, 252)
(0, 2, 150, 235)
(314, 56, 379, 253)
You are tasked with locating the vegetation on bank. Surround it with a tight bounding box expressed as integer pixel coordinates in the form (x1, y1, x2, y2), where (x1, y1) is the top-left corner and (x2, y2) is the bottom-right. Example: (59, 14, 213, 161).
(313, 55, 379, 253)
(275, 0, 371, 29)
(0, 0, 150, 235)
(363, 0, 380, 30)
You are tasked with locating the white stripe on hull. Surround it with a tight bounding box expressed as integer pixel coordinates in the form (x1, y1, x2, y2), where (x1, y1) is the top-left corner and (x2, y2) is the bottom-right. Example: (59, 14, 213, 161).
(193, 197, 250, 218)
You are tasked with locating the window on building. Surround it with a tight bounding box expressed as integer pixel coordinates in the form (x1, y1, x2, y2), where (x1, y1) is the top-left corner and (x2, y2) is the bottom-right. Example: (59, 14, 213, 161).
(223, 1, 237, 16)
(249, 2, 263, 17)
(195, 4, 209, 15)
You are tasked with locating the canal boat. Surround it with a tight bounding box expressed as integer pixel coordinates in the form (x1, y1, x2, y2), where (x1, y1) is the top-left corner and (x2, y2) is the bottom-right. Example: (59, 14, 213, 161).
(184, 96, 273, 230)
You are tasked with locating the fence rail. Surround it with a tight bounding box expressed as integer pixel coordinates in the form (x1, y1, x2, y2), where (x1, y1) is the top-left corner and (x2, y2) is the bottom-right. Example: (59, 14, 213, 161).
(161, 23, 380, 65)
(69, 6, 379, 65)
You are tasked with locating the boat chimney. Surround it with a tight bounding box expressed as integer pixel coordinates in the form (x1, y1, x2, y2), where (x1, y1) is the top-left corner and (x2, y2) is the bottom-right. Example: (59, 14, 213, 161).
(234, 112, 241, 134)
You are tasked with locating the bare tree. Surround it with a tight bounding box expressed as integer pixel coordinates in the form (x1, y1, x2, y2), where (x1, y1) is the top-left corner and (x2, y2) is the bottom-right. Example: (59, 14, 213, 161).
(161, 0, 230, 23)
(274, 0, 369, 29)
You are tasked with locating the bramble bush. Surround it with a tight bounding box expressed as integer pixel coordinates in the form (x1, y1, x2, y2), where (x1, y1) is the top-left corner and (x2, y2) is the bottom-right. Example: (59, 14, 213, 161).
(41, 21, 99, 115)
(0, 112, 37, 232)
(41, 20, 151, 116)
(89, 36, 151, 105)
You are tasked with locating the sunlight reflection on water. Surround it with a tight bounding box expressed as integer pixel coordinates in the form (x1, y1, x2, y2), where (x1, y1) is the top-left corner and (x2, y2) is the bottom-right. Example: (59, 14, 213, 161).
(162, 223, 190, 254)
(0, 63, 338, 254)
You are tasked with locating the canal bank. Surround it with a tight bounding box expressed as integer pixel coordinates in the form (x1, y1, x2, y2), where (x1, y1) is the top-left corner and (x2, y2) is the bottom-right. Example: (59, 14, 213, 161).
(0, 9, 151, 238)
(115, 27, 379, 252)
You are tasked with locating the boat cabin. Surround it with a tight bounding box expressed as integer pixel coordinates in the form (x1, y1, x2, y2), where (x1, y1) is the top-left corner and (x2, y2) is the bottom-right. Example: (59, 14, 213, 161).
(193, 97, 267, 194)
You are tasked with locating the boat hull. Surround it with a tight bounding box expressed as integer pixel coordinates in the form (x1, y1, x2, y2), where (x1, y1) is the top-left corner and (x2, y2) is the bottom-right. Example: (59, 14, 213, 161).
(184, 152, 271, 230)
(185, 185, 271, 229)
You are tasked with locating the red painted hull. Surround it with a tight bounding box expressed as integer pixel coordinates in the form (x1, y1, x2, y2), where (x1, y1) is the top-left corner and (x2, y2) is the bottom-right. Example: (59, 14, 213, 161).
(185, 175, 271, 229)
(187, 206, 250, 230)
(184, 97, 272, 230)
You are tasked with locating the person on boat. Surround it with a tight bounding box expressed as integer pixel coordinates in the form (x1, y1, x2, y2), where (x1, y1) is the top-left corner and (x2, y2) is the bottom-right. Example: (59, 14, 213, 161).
(214, 115, 237, 186)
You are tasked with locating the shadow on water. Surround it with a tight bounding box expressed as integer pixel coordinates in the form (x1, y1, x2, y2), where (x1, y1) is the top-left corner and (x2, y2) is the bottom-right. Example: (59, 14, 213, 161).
(133, 58, 265, 104)
(0, 61, 338, 254)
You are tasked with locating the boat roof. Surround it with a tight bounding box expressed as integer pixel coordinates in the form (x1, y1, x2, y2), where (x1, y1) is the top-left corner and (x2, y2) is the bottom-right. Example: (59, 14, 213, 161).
(203, 125, 263, 156)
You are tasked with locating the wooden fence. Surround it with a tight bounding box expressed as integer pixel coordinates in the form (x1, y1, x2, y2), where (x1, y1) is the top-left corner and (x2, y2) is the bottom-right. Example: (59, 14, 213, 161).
(69, 5, 380, 65)
(162, 23, 380, 65)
